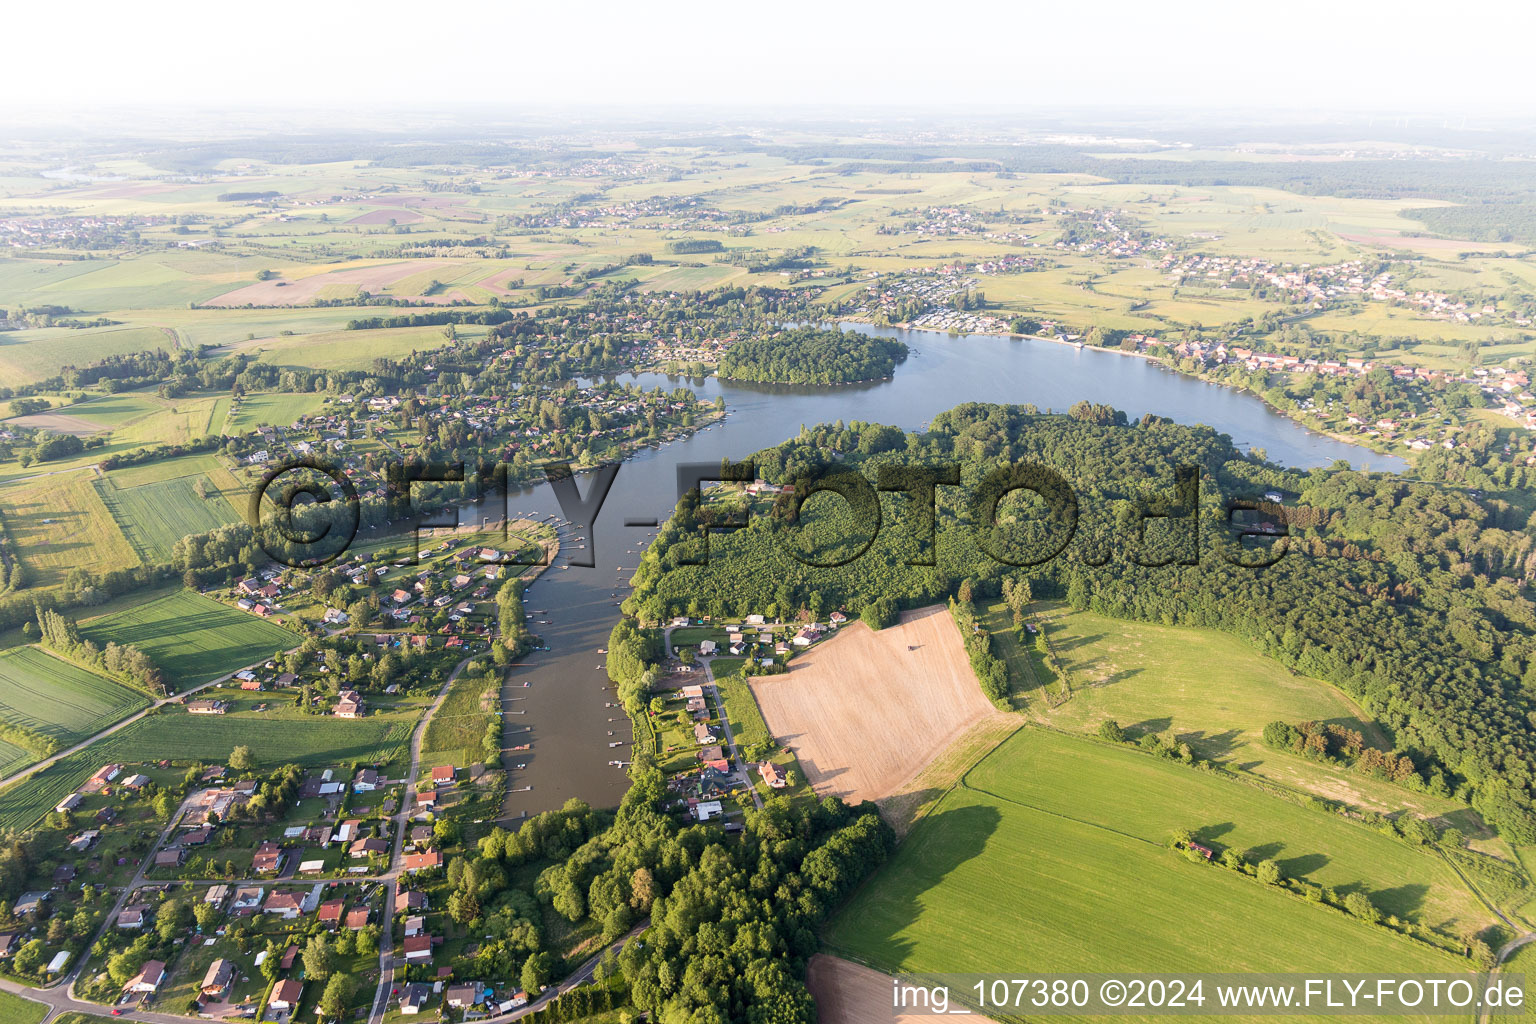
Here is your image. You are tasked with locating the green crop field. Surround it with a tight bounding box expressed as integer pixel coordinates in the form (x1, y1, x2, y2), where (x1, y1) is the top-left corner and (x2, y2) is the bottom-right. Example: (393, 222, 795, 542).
(828, 730, 1464, 999)
(0, 646, 147, 745)
(79, 590, 295, 689)
(95, 462, 244, 563)
(966, 729, 1491, 931)
(92, 709, 413, 770)
(239, 325, 457, 371)
(1, 390, 164, 432)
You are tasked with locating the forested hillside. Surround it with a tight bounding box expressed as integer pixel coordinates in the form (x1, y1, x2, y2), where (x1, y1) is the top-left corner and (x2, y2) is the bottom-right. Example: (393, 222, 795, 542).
(625, 403, 1536, 841)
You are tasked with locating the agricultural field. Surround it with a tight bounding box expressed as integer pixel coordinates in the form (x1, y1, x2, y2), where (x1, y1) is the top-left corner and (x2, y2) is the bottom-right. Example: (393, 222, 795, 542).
(79, 589, 296, 689)
(0, 469, 139, 589)
(2, 389, 165, 435)
(95, 456, 245, 562)
(967, 729, 1493, 932)
(1026, 604, 1474, 821)
(237, 324, 460, 371)
(750, 606, 1008, 805)
(827, 732, 1465, 1004)
(0, 645, 148, 746)
(0, 322, 174, 388)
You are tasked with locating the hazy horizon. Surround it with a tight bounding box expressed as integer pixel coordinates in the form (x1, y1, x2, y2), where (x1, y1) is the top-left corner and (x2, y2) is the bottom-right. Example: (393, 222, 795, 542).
(13, 0, 1534, 116)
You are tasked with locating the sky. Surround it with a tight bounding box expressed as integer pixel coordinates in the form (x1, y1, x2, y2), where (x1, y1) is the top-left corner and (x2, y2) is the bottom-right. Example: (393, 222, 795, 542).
(9, 0, 1535, 115)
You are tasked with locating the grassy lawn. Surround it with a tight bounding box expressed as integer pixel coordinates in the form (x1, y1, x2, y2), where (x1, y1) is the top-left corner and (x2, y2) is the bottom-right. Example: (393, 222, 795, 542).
(1032, 604, 1472, 820)
(79, 589, 297, 689)
(708, 657, 772, 751)
(668, 626, 727, 649)
(0, 989, 46, 1024)
(828, 730, 1467, 995)
(421, 668, 498, 770)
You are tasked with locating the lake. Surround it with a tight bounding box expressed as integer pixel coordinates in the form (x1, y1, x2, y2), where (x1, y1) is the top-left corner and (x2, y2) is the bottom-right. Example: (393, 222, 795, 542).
(491, 326, 1402, 819)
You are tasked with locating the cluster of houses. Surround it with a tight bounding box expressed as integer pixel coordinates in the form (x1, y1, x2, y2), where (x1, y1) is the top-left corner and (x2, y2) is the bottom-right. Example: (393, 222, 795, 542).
(234, 570, 289, 620)
(1162, 340, 1536, 434)
(1059, 208, 1170, 258)
(397, 978, 529, 1016)
(1161, 253, 1521, 325)
(878, 206, 1033, 244)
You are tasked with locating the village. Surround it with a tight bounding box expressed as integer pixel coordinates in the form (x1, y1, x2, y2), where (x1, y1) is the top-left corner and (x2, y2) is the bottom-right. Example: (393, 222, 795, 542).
(0, 742, 548, 1022)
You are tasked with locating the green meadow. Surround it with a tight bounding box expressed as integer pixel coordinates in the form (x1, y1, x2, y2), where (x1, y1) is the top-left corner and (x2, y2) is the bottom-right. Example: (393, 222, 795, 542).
(223, 390, 328, 431)
(80, 589, 295, 689)
(965, 729, 1491, 932)
(828, 730, 1465, 1004)
(1030, 605, 1470, 820)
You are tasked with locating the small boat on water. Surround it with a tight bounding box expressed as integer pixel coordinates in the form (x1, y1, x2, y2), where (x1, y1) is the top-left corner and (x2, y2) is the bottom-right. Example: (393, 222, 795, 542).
(608, 741, 624, 748)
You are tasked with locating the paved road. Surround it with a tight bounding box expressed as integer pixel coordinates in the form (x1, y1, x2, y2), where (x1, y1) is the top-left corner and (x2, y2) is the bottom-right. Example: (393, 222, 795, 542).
(3, 608, 627, 1022)
(366, 653, 476, 1024)
(480, 921, 647, 1023)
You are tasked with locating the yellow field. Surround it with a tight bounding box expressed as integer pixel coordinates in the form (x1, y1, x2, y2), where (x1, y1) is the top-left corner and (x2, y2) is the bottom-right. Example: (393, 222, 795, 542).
(0, 469, 138, 588)
(750, 606, 1010, 805)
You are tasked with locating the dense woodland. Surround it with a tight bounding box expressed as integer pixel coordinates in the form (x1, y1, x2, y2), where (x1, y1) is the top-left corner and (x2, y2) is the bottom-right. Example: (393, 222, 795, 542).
(461, 770, 892, 1024)
(624, 403, 1536, 841)
(719, 327, 907, 385)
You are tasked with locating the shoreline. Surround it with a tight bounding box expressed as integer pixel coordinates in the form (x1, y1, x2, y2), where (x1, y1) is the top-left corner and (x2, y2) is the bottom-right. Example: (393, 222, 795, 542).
(839, 317, 1412, 471)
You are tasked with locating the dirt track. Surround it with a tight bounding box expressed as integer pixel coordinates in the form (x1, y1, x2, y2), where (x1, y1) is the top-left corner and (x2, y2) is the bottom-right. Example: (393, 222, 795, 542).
(750, 606, 1006, 805)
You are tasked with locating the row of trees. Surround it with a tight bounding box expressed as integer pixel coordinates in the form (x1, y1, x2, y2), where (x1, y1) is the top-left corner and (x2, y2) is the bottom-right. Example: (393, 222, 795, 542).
(35, 607, 164, 694)
(948, 597, 1010, 708)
